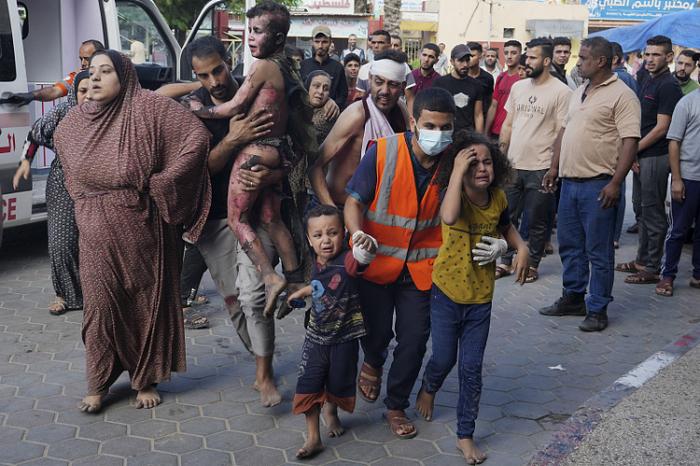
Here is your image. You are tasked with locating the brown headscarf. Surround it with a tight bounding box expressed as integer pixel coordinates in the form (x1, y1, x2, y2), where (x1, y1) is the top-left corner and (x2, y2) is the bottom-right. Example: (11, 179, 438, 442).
(55, 50, 211, 240)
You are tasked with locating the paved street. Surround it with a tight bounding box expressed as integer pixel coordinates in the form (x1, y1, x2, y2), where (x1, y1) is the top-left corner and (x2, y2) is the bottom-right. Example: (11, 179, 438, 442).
(1, 203, 699, 466)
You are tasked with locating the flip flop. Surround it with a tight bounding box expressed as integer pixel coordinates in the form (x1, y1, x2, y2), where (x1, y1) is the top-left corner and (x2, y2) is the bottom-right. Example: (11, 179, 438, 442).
(183, 307, 210, 329)
(48, 297, 68, 316)
(615, 261, 641, 273)
(495, 264, 512, 280)
(655, 277, 673, 297)
(385, 410, 417, 439)
(524, 266, 538, 283)
(357, 362, 382, 403)
(690, 277, 700, 289)
(624, 271, 659, 284)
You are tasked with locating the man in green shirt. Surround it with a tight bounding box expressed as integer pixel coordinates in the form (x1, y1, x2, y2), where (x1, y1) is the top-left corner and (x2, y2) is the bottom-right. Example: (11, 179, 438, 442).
(675, 50, 700, 95)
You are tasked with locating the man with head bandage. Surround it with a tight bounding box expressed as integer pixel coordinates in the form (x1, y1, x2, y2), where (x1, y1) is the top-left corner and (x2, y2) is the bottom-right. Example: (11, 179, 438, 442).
(309, 50, 410, 210)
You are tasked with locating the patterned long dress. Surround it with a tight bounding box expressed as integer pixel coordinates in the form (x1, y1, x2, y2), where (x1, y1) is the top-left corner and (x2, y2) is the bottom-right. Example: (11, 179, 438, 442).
(54, 52, 211, 394)
(24, 87, 83, 310)
(46, 158, 83, 309)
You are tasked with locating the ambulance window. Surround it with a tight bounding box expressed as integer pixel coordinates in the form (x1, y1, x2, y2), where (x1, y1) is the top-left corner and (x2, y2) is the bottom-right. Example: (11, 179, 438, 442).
(116, 1, 172, 67)
(0, 0, 17, 81)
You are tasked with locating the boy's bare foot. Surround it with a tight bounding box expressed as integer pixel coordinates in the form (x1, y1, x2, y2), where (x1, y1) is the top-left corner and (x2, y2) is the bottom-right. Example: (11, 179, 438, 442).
(322, 403, 345, 437)
(78, 394, 103, 413)
(457, 438, 487, 464)
(263, 273, 287, 318)
(296, 438, 324, 459)
(415, 387, 435, 421)
(135, 386, 161, 409)
(253, 379, 282, 407)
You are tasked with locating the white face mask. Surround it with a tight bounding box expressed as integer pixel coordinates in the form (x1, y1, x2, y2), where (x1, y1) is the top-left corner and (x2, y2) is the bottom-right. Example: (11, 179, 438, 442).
(416, 128, 453, 156)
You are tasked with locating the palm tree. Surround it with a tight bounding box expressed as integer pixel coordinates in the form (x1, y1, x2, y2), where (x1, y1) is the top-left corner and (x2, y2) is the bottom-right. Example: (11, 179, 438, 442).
(383, 0, 401, 35)
(354, 0, 369, 13)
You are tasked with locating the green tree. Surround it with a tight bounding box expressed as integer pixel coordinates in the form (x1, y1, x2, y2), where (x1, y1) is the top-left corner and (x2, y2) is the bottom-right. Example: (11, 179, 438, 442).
(155, 0, 300, 44)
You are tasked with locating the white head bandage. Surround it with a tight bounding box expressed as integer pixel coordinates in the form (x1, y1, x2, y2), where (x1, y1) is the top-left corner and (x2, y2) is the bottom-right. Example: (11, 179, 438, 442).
(369, 59, 406, 83)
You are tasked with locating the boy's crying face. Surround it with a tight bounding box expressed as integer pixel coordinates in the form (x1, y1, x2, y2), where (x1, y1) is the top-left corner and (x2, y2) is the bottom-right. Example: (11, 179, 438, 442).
(307, 214, 344, 263)
(464, 144, 494, 191)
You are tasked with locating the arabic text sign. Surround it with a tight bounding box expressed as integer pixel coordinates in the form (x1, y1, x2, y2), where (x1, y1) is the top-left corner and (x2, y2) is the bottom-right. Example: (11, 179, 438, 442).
(586, 0, 695, 20)
(290, 17, 368, 38)
(300, 0, 354, 14)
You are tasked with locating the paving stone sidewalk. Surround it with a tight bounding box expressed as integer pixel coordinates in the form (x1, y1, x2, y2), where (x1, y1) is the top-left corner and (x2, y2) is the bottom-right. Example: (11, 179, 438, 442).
(1, 214, 698, 466)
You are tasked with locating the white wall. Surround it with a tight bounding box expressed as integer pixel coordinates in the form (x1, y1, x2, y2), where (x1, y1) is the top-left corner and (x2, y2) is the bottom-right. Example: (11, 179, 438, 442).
(437, 0, 589, 48)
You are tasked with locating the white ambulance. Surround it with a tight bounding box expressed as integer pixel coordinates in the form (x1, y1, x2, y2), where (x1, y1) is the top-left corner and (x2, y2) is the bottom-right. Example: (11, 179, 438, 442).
(0, 0, 186, 244)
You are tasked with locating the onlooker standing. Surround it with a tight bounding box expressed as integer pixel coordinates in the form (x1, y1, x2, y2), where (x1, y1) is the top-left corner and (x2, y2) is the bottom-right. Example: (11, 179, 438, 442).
(482, 47, 502, 82)
(551, 36, 572, 86)
(617, 35, 684, 285)
(433, 44, 484, 133)
(435, 42, 449, 75)
(466, 42, 494, 121)
(300, 25, 349, 113)
(341, 33, 366, 62)
(343, 53, 365, 106)
(656, 80, 700, 296)
(611, 42, 638, 93)
(411, 43, 441, 95)
(357, 30, 416, 111)
(541, 37, 641, 332)
(486, 40, 522, 139)
(611, 41, 638, 248)
(674, 50, 700, 95)
(497, 37, 572, 282)
(329, 42, 341, 61)
(391, 35, 403, 51)
(306, 71, 338, 145)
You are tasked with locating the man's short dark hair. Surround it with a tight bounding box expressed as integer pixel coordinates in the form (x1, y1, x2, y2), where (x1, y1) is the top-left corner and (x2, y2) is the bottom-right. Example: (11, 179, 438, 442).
(467, 42, 483, 54)
(246, 0, 291, 37)
(423, 43, 441, 57)
(391, 35, 402, 45)
(526, 37, 554, 59)
(81, 39, 105, 51)
(186, 36, 227, 67)
(412, 87, 456, 121)
(285, 45, 304, 60)
(486, 47, 499, 53)
(374, 49, 407, 64)
(679, 49, 700, 62)
(519, 54, 527, 66)
(503, 40, 522, 51)
(371, 29, 391, 42)
(646, 35, 673, 54)
(304, 205, 344, 230)
(343, 52, 361, 66)
(611, 42, 625, 63)
(581, 37, 613, 69)
(552, 36, 572, 48)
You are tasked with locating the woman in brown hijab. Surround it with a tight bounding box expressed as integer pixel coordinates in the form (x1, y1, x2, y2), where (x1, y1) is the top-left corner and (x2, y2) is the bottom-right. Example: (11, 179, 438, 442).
(54, 50, 211, 413)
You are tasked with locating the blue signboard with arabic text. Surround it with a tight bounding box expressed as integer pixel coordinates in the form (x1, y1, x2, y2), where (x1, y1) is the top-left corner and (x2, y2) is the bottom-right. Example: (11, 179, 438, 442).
(586, 0, 695, 20)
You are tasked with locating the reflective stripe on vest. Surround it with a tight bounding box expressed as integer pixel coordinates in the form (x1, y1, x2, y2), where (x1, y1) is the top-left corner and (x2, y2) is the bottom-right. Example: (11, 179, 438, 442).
(362, 133, 442, 290)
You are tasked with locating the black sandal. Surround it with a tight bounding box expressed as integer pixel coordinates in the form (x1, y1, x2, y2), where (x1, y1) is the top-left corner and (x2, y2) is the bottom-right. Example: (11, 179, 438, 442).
(183, 307, 209, 329)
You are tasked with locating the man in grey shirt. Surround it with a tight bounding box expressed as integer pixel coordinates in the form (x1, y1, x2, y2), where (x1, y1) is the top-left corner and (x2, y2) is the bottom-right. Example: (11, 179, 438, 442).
(656, 85, 700, 296)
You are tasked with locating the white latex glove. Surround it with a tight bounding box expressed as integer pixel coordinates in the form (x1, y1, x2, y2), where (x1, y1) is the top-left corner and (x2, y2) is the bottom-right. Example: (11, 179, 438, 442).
(351, 230, 378, 265)
(472, 236, 508, 266)
(353, 243, 376, 265)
